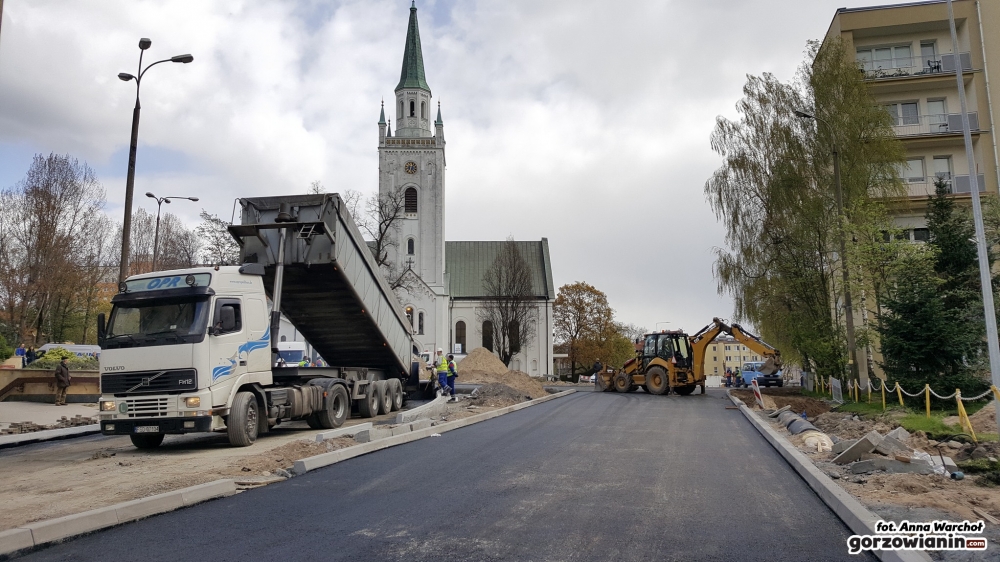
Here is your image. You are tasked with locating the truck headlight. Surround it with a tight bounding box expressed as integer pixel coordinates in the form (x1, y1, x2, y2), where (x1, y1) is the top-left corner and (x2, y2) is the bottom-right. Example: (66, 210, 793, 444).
(101, 401, 116, 412)
(184, 396, 201, 408)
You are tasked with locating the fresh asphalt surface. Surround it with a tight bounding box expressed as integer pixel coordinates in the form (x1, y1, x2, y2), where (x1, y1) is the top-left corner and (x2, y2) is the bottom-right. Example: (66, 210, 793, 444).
(16, 389, 871, 561)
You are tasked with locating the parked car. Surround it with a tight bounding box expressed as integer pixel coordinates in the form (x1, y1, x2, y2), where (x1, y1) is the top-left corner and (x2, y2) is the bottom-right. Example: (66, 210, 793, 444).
(741, 361, 783, 387)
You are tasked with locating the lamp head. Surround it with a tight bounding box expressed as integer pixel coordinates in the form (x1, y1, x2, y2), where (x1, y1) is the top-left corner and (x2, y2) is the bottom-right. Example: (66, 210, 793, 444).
(164, 199, 172, 204)
(138, 38, 151, 50)
(189, 197, 200, 202)
(118, 73, 135, 82)
(171, 54, 194, 63)
(145, 192, 156, 199)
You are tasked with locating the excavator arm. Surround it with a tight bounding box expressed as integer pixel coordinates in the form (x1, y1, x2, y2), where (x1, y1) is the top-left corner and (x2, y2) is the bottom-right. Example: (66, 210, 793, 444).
(688, 318, 783, 379)
(728, 323, 783, 376)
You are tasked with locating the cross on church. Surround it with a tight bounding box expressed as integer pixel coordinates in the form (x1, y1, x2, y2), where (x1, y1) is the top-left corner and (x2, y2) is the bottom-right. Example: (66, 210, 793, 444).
(404, 257, 414, 271)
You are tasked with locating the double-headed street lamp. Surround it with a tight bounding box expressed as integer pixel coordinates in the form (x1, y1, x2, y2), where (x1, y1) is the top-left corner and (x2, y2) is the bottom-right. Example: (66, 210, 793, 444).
(146, 192, 198, 271)
(116, 38, 193, 283)
(794, 109, 865, 385)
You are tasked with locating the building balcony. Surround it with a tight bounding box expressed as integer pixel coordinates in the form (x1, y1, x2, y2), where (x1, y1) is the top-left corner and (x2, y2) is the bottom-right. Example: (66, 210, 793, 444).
(859, 52, 972, 81)
(904, 173, 986, 197)
(891, 112, 979, 137)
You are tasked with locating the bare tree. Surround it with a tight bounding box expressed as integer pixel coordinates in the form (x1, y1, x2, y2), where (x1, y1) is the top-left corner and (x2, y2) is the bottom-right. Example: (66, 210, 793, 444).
(308, 180, 325, 194)
(349, 187, 413, 290)
(476, 237, 538, 367)
(197, 210, 241, 265)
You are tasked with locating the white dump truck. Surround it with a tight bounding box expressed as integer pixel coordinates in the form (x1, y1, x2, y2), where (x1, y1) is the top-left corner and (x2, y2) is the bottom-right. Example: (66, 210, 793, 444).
(97, 194, 421, 448)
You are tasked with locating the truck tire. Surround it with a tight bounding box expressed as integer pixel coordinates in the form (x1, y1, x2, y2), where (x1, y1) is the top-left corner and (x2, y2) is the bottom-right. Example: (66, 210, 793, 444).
(376, 380, 392, 415)
(317, 384, 349, 429)
(613, 372, 632, 393)
(389, 379, 403, 411)
(130, 433, 164, 449)
(645, 366, 669, 395)
(358, 381, 380, 418)
(675, 385, 696, 396)
(228, 391, 259, 446)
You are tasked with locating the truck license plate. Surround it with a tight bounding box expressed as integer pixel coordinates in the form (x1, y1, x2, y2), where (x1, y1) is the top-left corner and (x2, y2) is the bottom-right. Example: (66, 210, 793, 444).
(134, 426, 159, 433)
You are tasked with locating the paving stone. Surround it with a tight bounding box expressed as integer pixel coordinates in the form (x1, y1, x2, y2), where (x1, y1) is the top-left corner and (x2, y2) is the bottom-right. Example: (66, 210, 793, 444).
(874, 435, 910, 456)
(832, 431, 883, 465)
(886, 427, 910, 441)
(390, 425, 410, 436)
(409, 419, 432, 431)
(832, 439, 858, 454)
(315, 422, 371, 442)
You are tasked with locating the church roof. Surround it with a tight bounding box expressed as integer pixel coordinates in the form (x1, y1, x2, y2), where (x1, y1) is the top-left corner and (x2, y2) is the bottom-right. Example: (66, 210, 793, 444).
(395, 2, 431, 94)
(445, 239, 555, 299)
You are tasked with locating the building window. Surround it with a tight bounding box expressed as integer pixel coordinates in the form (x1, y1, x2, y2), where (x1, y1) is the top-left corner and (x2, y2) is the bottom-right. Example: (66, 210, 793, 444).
(482, 321, 493, 352)
(456, 321, 467, 353)
(856, 45, 911, 72)
(713, 356, 717, 362)
(921, 42, 937, 69)
(405, 307, 414, 330)
(418, 312, 424, 335)
(913, 228, 930, 242)
(405, 187, 418, 213)
(509, 321, 520, 354)
(407, 238, 415, 255)
(421, 101, 426, 119)
(927, 99, 947, 126)
(932, 156, 952, 184)
(714, 367, 718, 374)
(409, 100, 415, 117)
(398, 101, 403, 119)
(712, 346, 716, 352)
(898, 158, 925, 183)
(884, 102, 919, 126)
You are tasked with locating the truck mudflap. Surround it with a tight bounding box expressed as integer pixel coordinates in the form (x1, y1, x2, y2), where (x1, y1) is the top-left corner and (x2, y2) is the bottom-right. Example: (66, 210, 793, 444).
(101, 416, 213, 435)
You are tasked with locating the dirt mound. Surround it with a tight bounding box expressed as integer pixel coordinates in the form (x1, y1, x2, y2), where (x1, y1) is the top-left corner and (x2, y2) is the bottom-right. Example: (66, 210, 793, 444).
(812, 412, 898, 440)
(730, 389, 831, 418)
(949, 404, 999, 435)
(469, 383, 532, 407)
(232, 438, 353, 475)
(456, 347, 508, 376)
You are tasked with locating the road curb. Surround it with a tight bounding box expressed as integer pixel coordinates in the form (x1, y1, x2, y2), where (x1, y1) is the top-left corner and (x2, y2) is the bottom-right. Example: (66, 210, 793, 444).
(293, 390, 575, 475)
(314, 422, 372, 442)
(394, 395, 449, 423)
(0, 479, 237, 559)
(0, 424, 101, 450)
(727, 391, 931, 562)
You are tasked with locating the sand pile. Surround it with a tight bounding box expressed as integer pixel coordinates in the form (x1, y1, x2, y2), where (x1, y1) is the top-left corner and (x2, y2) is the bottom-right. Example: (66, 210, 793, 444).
(944, 404, 998, 435)
(456, 348, 548, 399)
(470, 383, 532, 407)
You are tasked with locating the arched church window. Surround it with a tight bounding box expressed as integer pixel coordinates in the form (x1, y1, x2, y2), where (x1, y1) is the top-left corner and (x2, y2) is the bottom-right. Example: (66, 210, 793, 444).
(455, 321, 467, 353)
(509, 320, 520, 354)
(409, 100, 415, 117)
(418, 312, 424, 335)
(421, 101, 426, 119)
(407, 238, 415, 255)
(482, 321, 494, 352)
(404, 187, 418, 213)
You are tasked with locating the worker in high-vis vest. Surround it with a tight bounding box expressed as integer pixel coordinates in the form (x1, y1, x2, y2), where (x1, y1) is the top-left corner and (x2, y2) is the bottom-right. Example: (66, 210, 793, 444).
(446, 354, 458, 401)
(435, 348, 449, 396)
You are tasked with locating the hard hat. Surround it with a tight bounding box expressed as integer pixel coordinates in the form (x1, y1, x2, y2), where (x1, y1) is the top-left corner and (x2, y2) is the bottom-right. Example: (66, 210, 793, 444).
(437, 348, 443, 352)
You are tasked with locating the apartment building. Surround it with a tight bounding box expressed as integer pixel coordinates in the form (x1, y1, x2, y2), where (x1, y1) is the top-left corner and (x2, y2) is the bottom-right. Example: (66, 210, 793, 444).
(703, 335, 764, 377)
(825, 0, 1000, 236)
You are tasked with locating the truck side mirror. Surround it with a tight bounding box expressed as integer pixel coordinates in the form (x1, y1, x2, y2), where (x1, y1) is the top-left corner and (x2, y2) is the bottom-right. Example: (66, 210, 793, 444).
(219, 305, 237, 333)
(97, 313, 106, 345)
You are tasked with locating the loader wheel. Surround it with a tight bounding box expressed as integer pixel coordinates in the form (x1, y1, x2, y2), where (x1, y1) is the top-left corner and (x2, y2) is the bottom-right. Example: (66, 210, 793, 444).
(376, 380, 393, 415)
(675, 385, 696, 396)
(358, 381, 380, 418)
(317, 384, 349, 429)
(227, 391, 259, 447)
(645, 366, 669, 395)
(613, 372, 632, 393)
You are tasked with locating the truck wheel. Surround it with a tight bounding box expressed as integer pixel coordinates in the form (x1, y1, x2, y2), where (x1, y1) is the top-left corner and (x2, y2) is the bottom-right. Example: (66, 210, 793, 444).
(613, 372, 632, 393)
(130, 433, 164, 449)
(358, 381, 380, 418)
(675, 385, 696, 396)
(645, 366, 669, 395)
(317, 384, 349, 429)
(228, 391, 259, 447)
(389, 379, 403, 411)
(376, 380, 392, 415)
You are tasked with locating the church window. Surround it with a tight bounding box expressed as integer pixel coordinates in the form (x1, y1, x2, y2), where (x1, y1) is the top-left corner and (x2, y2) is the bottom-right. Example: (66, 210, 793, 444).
(509, 321, 520, 354)
(418, 312, 424, 335)
(405, 307, 414, 331)
(398, 100, 403, 119)
(455, 321, 466, 353)
(405, 187, 418, 213)
(407, 238, 415, 255)
(409, 100, 415, 117)
(421, 101, 426, 119)
(482, 321, 493, 352)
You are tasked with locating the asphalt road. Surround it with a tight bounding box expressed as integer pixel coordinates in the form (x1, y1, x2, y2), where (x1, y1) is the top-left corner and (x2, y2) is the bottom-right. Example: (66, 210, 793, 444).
(18, 389, 869, 561)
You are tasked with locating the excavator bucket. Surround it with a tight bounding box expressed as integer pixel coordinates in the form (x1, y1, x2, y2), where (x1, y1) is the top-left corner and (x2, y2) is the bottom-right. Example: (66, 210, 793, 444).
(759, 356, 780, 376)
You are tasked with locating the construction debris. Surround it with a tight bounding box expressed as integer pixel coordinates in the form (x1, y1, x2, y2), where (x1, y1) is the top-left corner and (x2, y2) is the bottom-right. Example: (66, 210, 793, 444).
(0, 415, 97, 435)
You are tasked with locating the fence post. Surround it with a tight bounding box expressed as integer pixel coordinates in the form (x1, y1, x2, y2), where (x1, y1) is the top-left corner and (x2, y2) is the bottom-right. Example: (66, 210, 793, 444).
(881, 380, 886, 411)
(896, 382, 905, 407)
(955, 389, 978, 444)
(867, 382, 871, 404)
(925, 384, 931, 419)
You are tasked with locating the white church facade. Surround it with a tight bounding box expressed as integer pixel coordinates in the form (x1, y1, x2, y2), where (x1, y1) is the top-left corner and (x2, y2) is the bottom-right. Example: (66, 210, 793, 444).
(377, 3, 555, 376)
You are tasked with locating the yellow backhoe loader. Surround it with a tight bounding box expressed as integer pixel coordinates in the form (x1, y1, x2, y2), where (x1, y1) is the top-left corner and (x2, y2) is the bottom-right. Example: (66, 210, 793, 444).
(596, 318, 781, 396)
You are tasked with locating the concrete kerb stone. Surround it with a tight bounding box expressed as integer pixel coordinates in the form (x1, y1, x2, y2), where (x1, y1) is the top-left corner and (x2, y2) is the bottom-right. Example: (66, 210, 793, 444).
(315, 422, 372, 442)
(0, 424, 101, 450)
(832, 431, 884, 465)
(726, 390, 931, 562)
(394, 395, 450, 424)
(293, 390, 576, 475)
(832, 439, 859, 454)
(0, 479, 237, 557)
(409, 419, 432, 431)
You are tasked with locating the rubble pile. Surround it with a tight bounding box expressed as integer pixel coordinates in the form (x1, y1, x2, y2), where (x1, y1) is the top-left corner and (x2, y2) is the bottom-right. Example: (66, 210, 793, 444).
(469, 383, 531, 408)
(0, 415, 97, 435)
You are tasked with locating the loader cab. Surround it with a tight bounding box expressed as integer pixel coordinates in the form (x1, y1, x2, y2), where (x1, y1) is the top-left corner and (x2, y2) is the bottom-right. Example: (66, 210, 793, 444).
(641, 332, 692, 370)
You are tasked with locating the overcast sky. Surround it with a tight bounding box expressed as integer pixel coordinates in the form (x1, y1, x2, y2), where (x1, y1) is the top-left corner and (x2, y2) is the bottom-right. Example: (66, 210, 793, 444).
(0, 0, 875, 335)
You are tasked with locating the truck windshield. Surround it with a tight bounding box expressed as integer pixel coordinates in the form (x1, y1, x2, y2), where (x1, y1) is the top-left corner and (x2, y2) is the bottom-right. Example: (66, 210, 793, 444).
(105, 298, 210, 348)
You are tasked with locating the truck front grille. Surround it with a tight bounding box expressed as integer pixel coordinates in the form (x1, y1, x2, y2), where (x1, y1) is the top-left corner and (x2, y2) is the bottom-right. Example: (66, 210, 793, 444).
(125, 397, 170, 417)
(101, 369, 197, 395)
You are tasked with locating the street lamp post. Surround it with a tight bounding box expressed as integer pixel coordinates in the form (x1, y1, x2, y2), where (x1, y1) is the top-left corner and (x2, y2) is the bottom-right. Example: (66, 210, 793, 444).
(794, 109, 865, 386)
(116, 38, 193, 283)
(146, 192, 198, 271)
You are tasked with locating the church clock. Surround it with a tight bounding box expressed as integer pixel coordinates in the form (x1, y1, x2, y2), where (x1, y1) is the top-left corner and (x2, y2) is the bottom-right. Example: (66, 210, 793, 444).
(404, 161, 418, 174)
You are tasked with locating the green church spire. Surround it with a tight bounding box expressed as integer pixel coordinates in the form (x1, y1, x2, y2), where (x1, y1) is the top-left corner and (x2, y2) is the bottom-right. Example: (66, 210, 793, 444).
(395, 2, 431, 93)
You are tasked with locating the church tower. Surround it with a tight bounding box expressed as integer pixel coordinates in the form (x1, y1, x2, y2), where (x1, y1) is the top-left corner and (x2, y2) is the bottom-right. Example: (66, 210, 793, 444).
(378, 1, 447, 352)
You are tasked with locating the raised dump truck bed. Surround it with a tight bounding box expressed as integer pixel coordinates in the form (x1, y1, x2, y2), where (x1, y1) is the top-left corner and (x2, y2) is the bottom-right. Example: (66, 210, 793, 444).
(229, 194, 414, 376)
